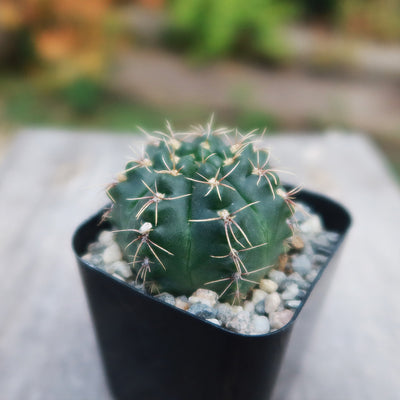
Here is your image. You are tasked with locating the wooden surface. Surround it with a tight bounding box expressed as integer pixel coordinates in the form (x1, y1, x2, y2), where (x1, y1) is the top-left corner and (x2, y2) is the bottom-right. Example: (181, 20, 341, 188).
(0, 129, 399, 400)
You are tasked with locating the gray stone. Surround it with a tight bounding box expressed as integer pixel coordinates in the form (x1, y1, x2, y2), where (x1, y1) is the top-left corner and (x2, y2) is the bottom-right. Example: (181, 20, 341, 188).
(311, 233, 335, 254)
(215, 303, 234, 325)
(249, 315, 270, 335)
(300, 214, 323, 234)
(155, 292, 176, 306)
(188, 303, 217, 319)
(226, 311, 251, 334)
(255, 300, 266, 315)
(296, 289, 308, 299)
(285, 300, 301, 309)
(268, 270, 287, 286)
(281, 283, 299, 300)
(326, 231, 340, 243)
(312, 254, 328, 266)
(311, 233, 331, 249)
(287, 272, 310, 290)
(305, 269, 319, 283)
(302, 242, 315, 257)
(292, 254, 312, 276)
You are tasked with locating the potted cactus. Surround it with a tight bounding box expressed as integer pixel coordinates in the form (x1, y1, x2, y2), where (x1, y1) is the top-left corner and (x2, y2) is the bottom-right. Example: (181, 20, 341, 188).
(72, 121, 351, 400)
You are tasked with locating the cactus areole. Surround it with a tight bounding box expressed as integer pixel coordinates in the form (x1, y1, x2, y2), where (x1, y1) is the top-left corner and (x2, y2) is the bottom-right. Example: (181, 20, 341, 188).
(106, 123, 295, 303)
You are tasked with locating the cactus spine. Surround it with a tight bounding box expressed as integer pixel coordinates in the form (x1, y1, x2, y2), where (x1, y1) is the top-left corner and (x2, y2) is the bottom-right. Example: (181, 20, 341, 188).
(106, 121, 294, 303)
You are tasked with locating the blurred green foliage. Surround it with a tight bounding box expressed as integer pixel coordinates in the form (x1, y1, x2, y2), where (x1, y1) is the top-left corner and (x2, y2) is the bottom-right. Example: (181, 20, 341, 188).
(165, 0, 297, 62)
(61, 77, 103, 114)
(0, 75, 281, 133)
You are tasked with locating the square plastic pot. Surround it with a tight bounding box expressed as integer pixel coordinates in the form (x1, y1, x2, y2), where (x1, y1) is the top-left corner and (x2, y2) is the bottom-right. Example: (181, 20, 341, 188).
(72, 188, 351, 400)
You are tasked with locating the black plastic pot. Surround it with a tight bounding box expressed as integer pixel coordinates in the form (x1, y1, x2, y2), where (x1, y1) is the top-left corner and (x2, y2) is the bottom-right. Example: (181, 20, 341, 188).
(72, 189, 351, 400)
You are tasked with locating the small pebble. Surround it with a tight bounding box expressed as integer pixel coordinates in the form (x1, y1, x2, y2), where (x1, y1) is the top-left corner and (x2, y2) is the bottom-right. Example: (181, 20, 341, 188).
(313, 254, 328, 265)
(311, 234, 331, 250)
(326, 232, 340, 243)
(188, 303, 217, 319)
(155, 292, 176, 306)
(226, 311, 251, 334)
(206, 318, 221, 326)
(102, 243, 122, 264)
(292, 254, 312, 275)
(131, 282, 145, 293)
(98, 230, 114, 246)
(268, 270, 286, 286)
(259, 279, 278, 293)
(175, 296, 191, 311)
(112, 273, 125, 281)
(285, 300, 301, 309)
(255, 300, 266, 315)
(287, 272, 310, 290)
(243, 301, 255, 313)
(281, 283, 299, 300)
(264, 292, 281, 314)
(215, 303, 234, 325)
(300, 215, 323, 234)
(290, 235, 304, 250)
(252, 289, 268, 303)
(82, 253, 92, 262)
(249, 315, 270, 335)
(83, 253, 103, 267)
(305, 269, 319, 283)
(88, 242, 105, 254)
(231, 306, 244, 314)
(189, 288, 218, 307)
(311, 234, 334, 255)
(269, 310, 294, 330)
(111, 261, 133, 279)
(302, 242, 315, 257)
(296, 289, 307, 299)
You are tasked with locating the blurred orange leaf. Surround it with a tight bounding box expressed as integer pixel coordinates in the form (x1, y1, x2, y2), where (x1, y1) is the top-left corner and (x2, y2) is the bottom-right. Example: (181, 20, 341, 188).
(0, 2, 22, 29)
(34, 28, 79, 62)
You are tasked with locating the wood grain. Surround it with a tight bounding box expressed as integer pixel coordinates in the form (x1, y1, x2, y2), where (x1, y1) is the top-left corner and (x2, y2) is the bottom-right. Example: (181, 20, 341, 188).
(0, 129, 399, 400)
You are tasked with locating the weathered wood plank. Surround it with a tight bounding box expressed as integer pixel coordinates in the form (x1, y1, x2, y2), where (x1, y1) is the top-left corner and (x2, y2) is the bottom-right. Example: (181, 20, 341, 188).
(0, 129, 399, 400)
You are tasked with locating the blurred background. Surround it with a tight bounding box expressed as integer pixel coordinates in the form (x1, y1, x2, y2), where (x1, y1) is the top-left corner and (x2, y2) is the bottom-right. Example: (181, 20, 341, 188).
(0, 0, 399, 179)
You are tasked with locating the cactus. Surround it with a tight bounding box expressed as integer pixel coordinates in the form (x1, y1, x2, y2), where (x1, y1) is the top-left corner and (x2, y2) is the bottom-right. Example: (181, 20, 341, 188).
(106, 121, 295, 303)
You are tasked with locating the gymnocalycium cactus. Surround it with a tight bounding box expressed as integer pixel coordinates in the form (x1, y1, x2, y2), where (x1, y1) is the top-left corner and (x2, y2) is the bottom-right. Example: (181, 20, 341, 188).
(106, 121, 299, 303)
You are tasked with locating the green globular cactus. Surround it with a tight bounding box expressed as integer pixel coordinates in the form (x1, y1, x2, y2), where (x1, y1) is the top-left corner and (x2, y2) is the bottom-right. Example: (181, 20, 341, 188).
(106, 121, 296, 303)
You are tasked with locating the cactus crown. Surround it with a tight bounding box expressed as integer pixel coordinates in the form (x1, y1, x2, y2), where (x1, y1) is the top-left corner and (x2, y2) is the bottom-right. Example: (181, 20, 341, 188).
(106, 121, 295, 303)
